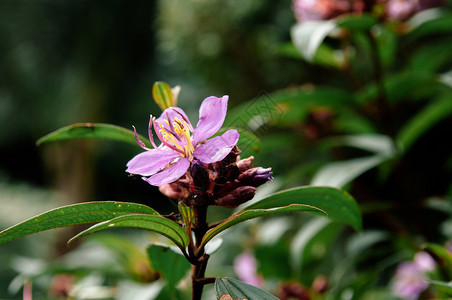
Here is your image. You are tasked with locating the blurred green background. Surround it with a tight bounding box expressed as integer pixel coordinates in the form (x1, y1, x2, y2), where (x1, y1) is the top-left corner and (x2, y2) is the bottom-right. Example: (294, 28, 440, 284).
(2, 0, 452, 299)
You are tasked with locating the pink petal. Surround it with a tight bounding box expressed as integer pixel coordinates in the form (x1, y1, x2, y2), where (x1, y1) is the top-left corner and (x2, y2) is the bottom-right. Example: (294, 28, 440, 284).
(192, 96, 228, 145)
(144, 157, 190, 186)
(193, 129, 239, 163)
(126, 149, 180, 176)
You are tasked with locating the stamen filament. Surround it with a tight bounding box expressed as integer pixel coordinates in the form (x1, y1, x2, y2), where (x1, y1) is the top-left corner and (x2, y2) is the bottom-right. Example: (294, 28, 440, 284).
(148, 116, 158, 149)
(152, 118, 186, 155)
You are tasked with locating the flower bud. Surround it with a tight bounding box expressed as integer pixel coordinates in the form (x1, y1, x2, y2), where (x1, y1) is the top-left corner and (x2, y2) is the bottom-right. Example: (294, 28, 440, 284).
(252, 168, 273, 187)
(214, 186, 257, 208)
(190, 160, 210, 193)
(159, 182, 189, 200)
(236, 156, 254, 172)
(237, 167, 273, 187)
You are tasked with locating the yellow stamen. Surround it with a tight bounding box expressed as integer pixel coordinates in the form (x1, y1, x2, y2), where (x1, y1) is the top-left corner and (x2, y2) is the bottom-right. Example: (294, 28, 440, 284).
(157, 118, 195, 157)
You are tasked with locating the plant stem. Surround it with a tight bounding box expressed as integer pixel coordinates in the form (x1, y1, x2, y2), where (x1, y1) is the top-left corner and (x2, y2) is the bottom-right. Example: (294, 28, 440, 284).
(191, 195, 212, 300)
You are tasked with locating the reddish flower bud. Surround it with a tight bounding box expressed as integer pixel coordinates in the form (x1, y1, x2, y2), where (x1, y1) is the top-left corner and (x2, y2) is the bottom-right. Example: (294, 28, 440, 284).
(214, 186, 257, 208)
(236, 156, 254, 172)
(159, 182, 189, 200)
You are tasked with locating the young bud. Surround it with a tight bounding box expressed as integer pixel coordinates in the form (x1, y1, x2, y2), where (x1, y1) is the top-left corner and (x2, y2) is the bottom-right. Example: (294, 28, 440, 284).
(214, 186, 257, 208)
(236, 156, 254, 172)
(159, 182, 189, 200)
(252, 168, 273, 187)
(237, 167, 273, 187)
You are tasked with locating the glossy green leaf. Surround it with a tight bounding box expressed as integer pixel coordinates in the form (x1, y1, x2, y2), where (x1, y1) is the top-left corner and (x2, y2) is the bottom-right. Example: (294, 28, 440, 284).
(68, 214, 189, 250)
(244, 186, 362, 231)
(397, 95, 452, 151)
(201, 204, 324, 247)
(178, 202, 193, 235)
(215, 277, 278, 300)
(152, 81, 174, 111)
(291, 20, 336, 61)
(0, 201, 159, 245)
(36, 123, 151, 148)
(147, 244, 191, 288)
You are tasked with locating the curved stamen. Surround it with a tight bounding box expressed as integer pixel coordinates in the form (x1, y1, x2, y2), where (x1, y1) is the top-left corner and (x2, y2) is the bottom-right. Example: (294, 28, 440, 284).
(170, 107, 194, 132)
(133, 125, 150, 150)
(152, 118, 186, 155)
(148, 116, 158, 149)
(165, 112, 183, 143)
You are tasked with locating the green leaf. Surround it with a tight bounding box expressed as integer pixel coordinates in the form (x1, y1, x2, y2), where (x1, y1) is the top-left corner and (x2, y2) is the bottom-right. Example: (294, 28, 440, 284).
(336, 14, 378, 31)
(225, 87, 353, 129)
(153, 81, 174, 111)
(68, 214, 190, 250)
(36, 123, 151, 148)
(215, 277, 278, 300)
(310, 155, 389, 188)
(397, 95, 452, 152)
(202, 204, 324, 247)
(244, 186, 362, 231)
(406, 11, 452, 42)
(178, 202, 193, 235)
(426, 280, 452, 295)
(0, 201, 159, 245)
(291, 20, 337, 62)
(147, 244, 191, 288)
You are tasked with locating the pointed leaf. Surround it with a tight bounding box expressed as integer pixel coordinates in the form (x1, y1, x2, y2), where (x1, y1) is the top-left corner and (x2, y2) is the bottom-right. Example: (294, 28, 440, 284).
(36, 123, 151, 147)
(215, 277, 278, 300)
(202, 204, 324, 247)
(244, 186, 362, 231)
(69, 214, 189, 250)
(0, 201, 159, 245)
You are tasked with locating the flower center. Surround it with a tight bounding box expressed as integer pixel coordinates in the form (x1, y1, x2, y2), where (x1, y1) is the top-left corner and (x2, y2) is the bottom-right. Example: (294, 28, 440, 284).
(157, 117, 195, 157)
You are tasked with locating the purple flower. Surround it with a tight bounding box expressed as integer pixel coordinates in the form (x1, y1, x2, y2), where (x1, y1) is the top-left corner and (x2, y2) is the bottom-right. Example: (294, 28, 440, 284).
(233, 251, 264, 288)
(392, 252, 435, 300)
(126, 96, 239, 186)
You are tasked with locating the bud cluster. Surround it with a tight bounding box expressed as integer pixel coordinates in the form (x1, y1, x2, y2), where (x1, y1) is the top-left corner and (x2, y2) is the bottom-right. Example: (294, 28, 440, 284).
(159, 146, 273, 209)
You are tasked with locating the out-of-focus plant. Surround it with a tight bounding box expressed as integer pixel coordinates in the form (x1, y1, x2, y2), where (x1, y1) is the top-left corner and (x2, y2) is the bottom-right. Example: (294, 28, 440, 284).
(0, 82, 361, 299)
(219, 0, 452, 298)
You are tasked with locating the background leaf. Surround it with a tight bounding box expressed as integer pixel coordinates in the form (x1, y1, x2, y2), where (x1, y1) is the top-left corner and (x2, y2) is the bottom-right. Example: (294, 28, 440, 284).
(244, 186, 362, 231)
(36, 123, 151, 147)
(146, 244, 191, 288)
(202, 204, 324, 247)
(0, 201, 159, 245)
(215, 277, 278, 300)
(68, 214, 190, 250)
(291, 20, 337, 61)
(397, 95, 452, 151)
